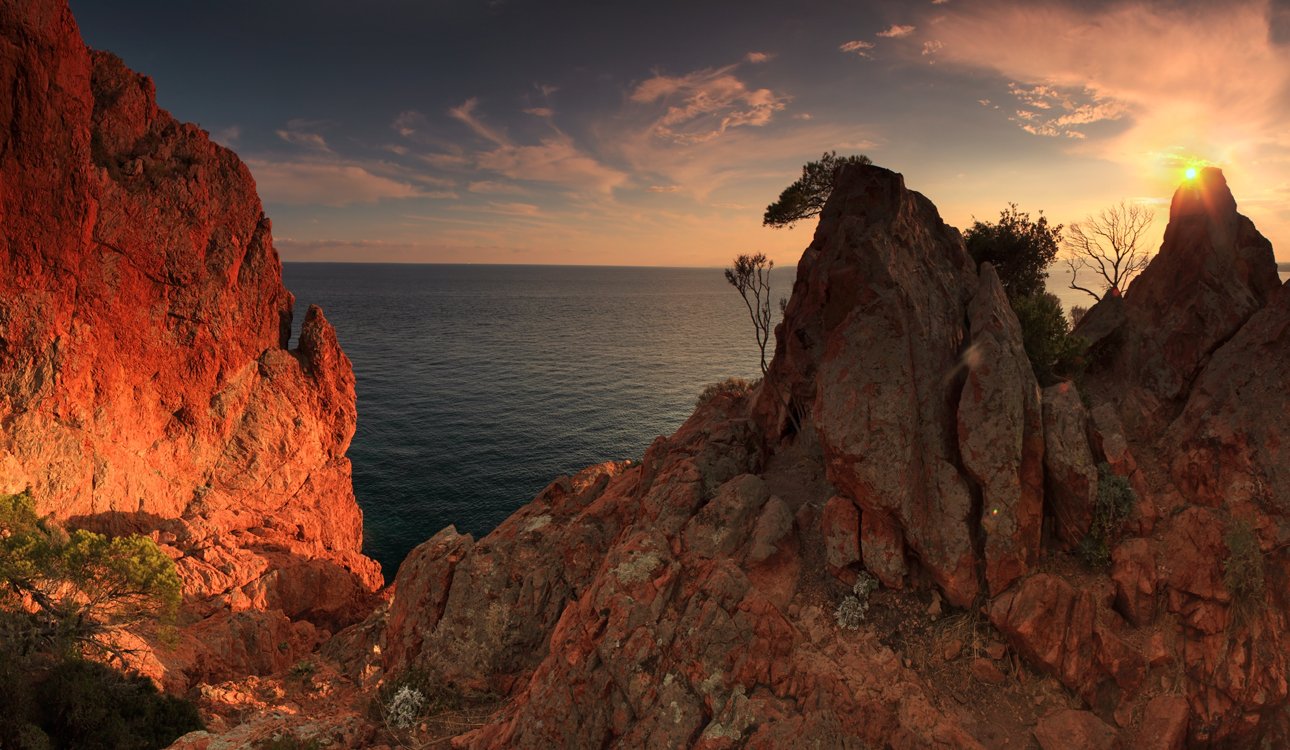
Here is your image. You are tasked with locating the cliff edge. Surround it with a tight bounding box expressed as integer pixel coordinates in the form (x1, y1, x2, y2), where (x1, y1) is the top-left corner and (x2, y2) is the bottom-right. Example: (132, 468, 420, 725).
(0, 0, 381, 690)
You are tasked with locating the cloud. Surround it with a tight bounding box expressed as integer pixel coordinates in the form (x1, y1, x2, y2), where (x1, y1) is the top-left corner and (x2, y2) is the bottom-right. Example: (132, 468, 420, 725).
(929, 2, 1290, 163)
(212, 125, 240, 145)
(921, 40, 943, 56)
(392, 111, 423, 137)
(275, 118, 332, 152)
(487, 201, 541, 216)
(877, 24, 916, 38)
(1002, 82, 1126, 138)
(476, 137, 628, 192)
(246, 159, 433, 206)
(839, 40, 876, 58)
(745, 51, 772, 63)
(444, 98, 627, 192)
(647, 184, 683, 193)
(524, 107, 554, 117)
(629, 65, 789, 144)
(468, 180, 530, 195)
(449, 98, 509, 146)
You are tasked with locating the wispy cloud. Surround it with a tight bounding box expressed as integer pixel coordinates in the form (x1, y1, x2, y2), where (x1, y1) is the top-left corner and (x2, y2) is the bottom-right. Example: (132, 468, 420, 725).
(839, 40, 876, 58)
(745, 51, 772, 63)
(629, 64, 789, 144)
(877, 24, 916, 38)
(246, 159, 432, 206)
(211, 125, 241, 145)
(449, 98, 509, 146)
(275, 118, 332, 152)
(468, 180, 529, 195)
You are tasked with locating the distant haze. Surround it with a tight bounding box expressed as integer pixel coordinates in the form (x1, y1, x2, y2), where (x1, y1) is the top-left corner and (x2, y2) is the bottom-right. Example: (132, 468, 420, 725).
(73, 0, 1290, 266)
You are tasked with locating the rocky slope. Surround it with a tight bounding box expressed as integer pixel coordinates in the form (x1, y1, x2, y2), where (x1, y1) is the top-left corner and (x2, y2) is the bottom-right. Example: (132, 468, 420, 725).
(359, 164, 1288, 749)
(0, 0, 381, 690)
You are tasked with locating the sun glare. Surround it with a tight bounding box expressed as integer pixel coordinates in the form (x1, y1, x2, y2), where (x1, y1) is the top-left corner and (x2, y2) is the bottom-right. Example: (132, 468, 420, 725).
(1185, 166, 1198, 180)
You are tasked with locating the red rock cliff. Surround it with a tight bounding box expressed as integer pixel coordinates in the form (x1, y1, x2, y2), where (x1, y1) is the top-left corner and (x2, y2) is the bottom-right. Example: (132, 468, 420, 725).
(0, 0, 381, 688)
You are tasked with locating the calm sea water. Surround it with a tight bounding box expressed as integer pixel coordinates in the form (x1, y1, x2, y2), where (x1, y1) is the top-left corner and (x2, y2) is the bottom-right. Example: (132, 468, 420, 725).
(283, 264, 780, 579)
(284, 263, 1288, 580)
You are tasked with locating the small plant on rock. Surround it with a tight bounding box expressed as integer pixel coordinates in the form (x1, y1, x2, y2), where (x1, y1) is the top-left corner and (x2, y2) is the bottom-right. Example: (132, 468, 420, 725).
(1078, 463, 1135, 569)
(1223, 518, 1265, 625)
(835, 571, 880, 630)
(385, 685, 427, 730)
(695, 377, 756, 409)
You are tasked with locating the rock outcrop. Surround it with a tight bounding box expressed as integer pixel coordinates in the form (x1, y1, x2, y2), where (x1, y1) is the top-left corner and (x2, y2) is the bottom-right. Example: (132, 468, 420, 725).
(0, 0, 380, 689)
(368, 163, 1288, 749)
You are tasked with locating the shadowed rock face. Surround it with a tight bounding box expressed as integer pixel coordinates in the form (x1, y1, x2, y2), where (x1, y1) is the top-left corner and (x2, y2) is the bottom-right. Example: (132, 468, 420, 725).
(373, 162, 1288, 748)
(754, 166, 1043, 606)
(1079, 167, 1281, 431)
(0, 0, 380, 688)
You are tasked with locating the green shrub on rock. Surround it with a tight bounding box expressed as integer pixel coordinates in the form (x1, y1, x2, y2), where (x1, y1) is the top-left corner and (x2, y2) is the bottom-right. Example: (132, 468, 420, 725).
(1224, 518, 1265, 624)
(1078, 464, 1135, 569)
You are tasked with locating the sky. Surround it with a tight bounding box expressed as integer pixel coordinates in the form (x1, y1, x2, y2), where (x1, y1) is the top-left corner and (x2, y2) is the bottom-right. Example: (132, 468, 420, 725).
(71, 0, 1290, 267)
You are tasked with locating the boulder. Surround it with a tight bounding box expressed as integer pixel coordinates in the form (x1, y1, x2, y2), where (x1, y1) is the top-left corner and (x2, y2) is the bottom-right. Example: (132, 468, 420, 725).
(1033, 709, 1119, 750)
(1041, 384, 1098, 545)
(820, 495, 861, 572)
(957, 263, 1045, 595)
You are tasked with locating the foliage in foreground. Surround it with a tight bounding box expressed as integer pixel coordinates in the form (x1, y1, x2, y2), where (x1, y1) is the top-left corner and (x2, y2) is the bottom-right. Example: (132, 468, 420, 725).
(835, 571, 880, 630)
(1078, 464, 1136, 570)
(0, 490, 181, 661)
(0, 491, 200, 749)
(0, 653, 202, 750)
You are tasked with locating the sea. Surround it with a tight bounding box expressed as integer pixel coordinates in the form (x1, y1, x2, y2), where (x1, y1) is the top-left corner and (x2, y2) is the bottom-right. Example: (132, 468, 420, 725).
(284, 263, 1288, 580)
(283, 264, 776, 579)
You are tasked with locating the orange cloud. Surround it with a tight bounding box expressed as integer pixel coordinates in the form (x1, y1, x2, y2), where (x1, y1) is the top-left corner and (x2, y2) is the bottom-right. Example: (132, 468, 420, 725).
(630, 65, 788, 144)
(926, 0, 1290, 251)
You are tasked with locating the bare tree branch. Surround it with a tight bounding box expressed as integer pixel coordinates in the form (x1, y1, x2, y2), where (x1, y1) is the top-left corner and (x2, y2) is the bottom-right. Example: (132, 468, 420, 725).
(1065, 201, 1154, 303)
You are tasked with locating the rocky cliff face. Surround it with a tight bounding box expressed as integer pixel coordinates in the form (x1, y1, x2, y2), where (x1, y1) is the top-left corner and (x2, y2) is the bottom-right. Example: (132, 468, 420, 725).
(367, 164, 1288, 749)
(0, 0, 380, 689)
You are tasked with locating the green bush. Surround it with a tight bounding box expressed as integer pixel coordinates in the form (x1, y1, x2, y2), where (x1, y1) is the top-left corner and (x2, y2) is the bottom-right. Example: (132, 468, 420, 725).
(1079, 463, 1135, 569)
(0, 490, 181, 659)
(1224, 519, 1265, 624)
(963, 203, 1062, 300)
(1012, 292, 1087, 385)
(0, 656, 202, 750)
(0, 491, 201, 749)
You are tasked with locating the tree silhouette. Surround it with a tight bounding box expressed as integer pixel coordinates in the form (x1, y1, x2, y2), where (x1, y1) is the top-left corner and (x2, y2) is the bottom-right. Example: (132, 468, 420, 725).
(763, 151, 872, 228)
(724, 253, 774, 375)
(1065, 201, 1154, 302)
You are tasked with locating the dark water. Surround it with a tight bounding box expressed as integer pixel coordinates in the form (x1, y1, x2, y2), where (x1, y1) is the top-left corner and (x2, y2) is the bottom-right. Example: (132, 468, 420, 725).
(283, 263, 780, 580)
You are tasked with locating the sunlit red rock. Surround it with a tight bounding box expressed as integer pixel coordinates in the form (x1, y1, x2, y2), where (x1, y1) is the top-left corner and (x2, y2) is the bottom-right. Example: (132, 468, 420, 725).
(0, 0, 380, 688)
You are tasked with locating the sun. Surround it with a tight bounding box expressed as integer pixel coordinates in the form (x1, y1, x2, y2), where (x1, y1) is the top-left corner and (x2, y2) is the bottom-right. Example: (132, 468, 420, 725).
(1185, 166, 1198, 180)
